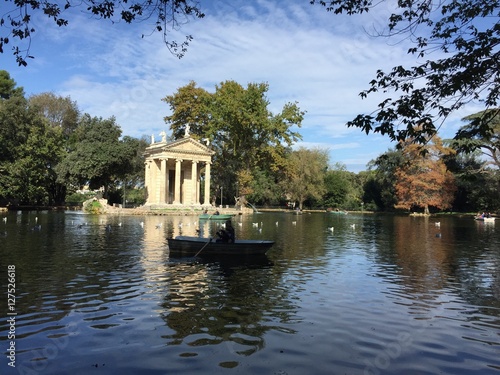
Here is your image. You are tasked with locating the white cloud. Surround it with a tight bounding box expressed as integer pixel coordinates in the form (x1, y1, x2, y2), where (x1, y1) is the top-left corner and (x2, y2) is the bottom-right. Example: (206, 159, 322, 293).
(3, 0, 472, 172)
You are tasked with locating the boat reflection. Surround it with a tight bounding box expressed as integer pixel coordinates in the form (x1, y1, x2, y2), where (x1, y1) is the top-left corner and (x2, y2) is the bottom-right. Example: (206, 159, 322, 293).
(159, 255, 292, 358)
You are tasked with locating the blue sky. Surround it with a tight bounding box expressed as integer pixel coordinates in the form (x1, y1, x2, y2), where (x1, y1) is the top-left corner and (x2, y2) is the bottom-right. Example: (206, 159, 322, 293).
(0, 0, 481, 172)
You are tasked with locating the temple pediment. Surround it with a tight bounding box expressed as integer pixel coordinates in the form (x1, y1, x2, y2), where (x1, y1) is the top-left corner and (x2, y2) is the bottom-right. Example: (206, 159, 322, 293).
(163, 137, 214, 155)
(145, 137, 214, 160)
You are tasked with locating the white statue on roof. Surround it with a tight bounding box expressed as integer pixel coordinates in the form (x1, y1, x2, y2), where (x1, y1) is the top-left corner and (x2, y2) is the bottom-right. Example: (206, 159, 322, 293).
(159, 130, 167, 143)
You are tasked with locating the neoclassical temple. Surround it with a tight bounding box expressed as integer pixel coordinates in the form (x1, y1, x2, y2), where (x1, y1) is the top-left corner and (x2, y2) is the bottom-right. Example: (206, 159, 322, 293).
(144, 130, 214, 207)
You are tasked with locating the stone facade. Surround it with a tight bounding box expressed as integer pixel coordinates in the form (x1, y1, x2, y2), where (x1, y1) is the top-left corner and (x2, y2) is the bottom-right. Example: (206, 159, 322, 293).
(144, 134, 214, 207)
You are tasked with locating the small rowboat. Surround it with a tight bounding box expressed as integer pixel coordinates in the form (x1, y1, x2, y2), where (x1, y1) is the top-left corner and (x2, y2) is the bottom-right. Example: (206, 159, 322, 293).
(475, 216, 495, 223)
(167, 236, 274, 257)
(199, 213, 235, 220)
(328, 210, 348, 215)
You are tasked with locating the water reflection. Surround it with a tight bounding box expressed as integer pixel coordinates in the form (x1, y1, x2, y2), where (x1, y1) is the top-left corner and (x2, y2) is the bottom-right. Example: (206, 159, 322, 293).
(0, 211, 499, 374)
(160, 254, 292, 359)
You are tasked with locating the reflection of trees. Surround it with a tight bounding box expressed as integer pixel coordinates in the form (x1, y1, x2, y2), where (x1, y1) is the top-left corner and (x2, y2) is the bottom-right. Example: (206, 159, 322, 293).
(0, 210, 153, 375)
(375, 215, 500, 310)
(392, 216, 452, 291)
(452, 223, 500, 308)
(160, 259, 297, 356)
(237, 213, 331, 262)
(3, 213, 107, 335)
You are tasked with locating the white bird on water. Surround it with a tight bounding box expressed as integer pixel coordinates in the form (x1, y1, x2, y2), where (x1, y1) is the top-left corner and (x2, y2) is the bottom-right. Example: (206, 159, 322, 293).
(328, 226, 334, 233)
(2, 217, 6, 223)
(435, 222, 441, 227)
(350, 224, 356, 229)
(292, 221, 297, 225)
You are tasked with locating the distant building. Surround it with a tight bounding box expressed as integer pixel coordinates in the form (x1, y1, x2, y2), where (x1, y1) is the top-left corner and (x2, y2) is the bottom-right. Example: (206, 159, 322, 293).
(143, 132, 214, 207)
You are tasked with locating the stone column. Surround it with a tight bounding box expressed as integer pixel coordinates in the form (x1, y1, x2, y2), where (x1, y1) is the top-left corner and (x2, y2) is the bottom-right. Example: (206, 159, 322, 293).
(204, 161, 211, 205)
(159, 158, 167, 204)
(191, 160, 199, 205)
(197, 169, 201, 206)
(144, 161, 150, 204)
(165, 165, 170, 204)
(174, 159, 182, 204)
(151, 159, 158, 204)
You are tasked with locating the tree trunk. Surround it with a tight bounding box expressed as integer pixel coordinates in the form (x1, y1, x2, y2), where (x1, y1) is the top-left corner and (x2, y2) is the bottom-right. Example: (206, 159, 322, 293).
(424, 204, 430, 215)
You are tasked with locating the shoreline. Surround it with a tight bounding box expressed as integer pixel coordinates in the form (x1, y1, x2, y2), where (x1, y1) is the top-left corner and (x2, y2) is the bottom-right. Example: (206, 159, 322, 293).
(0, 205, 490, 218)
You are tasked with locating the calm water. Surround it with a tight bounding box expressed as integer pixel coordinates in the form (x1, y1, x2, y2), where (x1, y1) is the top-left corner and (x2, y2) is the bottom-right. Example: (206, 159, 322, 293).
(0, 211, 499, 375)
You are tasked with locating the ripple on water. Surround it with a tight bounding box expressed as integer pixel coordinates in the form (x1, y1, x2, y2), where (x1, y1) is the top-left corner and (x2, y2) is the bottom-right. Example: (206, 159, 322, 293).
(2, 213, 500, 375)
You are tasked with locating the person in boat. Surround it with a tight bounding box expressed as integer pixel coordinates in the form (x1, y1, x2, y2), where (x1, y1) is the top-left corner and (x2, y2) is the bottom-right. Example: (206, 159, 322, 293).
(216, 220, 235, 243)
(214, 210, 220, 215)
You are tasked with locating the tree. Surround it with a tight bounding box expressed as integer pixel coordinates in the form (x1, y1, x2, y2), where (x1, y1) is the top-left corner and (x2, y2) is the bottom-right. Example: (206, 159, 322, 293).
(0, 76, 65, 205)
(113, 135, 149, 206)
(365, 149, 405, 211)
(447, 109, 499, 211)
(56, 114, 134, 198)
(120, 136, 149, 188)
(5, 120, 64, 205)
(394, 136, 457, 214)
(0, 70, 24, 99)
(162, 81, 211, 140)
(1, 0, 205, 66)
(163, 80, 303, 205)
(452, 109, 500, 170)
(312, 0, 500, 147)
(322, 163, 367, 210)
(207, 81, 303, 202)
(0, 70, 147, 206)
(444, 151, 499, 212)
(28, 93, 80, 140)
(246, 167, 283, 206)
(0, 81, 29, 164)
(323, 163, 351, 209)
(27, 92, 80, 204)
(0, 74, 30, 204)
(284, 147, 328, 210)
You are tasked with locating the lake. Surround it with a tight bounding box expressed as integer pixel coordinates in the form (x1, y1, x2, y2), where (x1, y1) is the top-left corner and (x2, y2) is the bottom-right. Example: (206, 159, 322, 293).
(0, 211, 499, 375)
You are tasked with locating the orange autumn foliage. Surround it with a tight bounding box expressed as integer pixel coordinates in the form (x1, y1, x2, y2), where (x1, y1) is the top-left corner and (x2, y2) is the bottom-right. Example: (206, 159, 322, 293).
(394, 136, 456, 214)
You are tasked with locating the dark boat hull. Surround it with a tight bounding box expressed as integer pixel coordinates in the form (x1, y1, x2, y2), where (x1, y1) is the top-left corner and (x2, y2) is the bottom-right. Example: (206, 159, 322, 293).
(167, 236, 274, 256)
